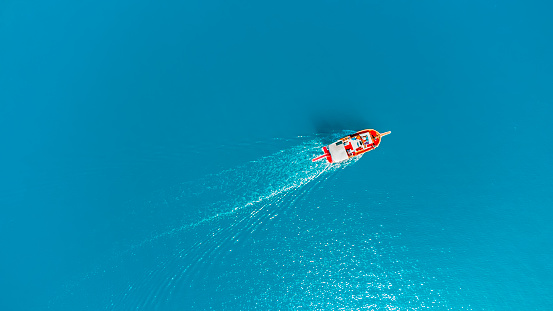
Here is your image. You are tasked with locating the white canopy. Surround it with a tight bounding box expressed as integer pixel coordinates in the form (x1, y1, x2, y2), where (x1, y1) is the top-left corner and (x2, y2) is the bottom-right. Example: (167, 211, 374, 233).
(328, 141, 349, 162)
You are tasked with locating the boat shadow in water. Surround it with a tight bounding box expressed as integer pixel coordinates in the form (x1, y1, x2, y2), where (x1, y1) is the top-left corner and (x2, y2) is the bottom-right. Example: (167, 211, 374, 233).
(308, 103, 372, 135)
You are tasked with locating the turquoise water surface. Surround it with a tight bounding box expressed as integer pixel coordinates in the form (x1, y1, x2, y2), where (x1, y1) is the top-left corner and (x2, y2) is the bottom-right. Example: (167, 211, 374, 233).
(1, 1, 552, 310)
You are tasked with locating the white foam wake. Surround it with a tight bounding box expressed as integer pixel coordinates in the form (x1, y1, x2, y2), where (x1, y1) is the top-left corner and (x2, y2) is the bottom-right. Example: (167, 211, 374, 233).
(107, 133, 359, 310)
(127, 133, 356, 249)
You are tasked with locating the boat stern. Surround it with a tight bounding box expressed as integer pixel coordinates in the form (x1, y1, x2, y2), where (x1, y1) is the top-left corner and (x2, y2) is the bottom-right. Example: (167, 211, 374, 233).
(311, 146, 332, 163)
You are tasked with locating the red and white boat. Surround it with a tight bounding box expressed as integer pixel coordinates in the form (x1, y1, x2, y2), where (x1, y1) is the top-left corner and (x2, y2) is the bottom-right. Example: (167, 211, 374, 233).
(312, 129, 391, 163)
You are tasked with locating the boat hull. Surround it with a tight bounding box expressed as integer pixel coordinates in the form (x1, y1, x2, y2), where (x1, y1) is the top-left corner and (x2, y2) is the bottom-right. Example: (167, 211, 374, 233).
(312, 129, 390, 163)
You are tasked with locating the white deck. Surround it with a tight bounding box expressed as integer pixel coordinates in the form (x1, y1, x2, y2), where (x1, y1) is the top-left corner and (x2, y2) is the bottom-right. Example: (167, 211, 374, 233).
(328, 141, 349, 162)
(351, 137, 362, 149)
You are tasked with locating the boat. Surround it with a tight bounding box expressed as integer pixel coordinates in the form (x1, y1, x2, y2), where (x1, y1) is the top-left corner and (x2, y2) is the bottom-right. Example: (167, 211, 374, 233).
(312, 129, 391, 163)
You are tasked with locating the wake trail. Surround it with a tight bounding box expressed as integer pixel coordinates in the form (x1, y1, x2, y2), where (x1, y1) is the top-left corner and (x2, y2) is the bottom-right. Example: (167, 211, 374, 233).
(110, 133, 359, 310)
(126, 134, 350, 250)
(47, 133, 364, 311)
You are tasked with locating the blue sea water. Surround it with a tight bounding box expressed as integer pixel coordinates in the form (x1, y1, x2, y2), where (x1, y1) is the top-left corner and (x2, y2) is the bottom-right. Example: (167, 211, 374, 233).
(1, 0, 553, 310)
